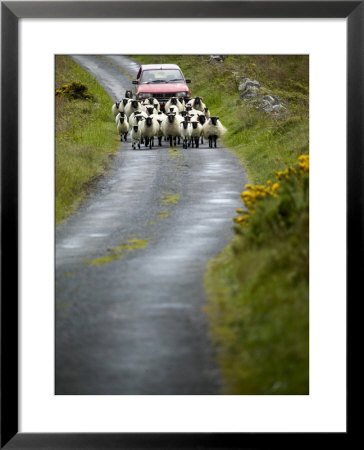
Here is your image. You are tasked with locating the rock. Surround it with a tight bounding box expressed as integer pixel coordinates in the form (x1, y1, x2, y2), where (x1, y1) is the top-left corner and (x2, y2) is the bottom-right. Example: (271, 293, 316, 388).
(240, 86, 260, 99)
(238, 78, 260, 92)
(209, 55, 225, 63)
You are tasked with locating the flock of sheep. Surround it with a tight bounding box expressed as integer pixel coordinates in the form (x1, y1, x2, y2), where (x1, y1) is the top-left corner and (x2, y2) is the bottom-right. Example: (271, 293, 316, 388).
(112, 96, 227, 150)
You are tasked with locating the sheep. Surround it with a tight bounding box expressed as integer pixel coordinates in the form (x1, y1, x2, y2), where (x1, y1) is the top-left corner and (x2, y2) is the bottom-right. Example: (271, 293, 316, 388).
(190, 119, 203, 148)
(129, 110, 148, 127)
(179, 118, 192, 149)
(144, 105, 158, 116)
(131, 124, 142, 150)
(187, 96, 206, 112)
(115, 111, 127, 124)
(204, 106, 211, 119)
(202, 116, 227, 148)
(165, 105, 180, 116)
(151, 111, 167, 146)
(184, 105, 202, 117)
(118, 98, 131, 113)
(177, 96, 186, 110)
(124, 99, 142, 118)
(116, 115, 129, 142)
(145, 97, 160, 111)
(112, 101, 121, 116)
(165, 97, 183, 113)
(161, 113, 181, 147)
(140, 116, 159, 149)
(195, 113, 207, 144)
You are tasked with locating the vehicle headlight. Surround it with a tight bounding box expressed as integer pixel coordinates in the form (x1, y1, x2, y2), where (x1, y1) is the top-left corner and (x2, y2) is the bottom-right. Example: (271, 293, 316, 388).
(176, 92, 188, 97)
(138, 93, 152, 99)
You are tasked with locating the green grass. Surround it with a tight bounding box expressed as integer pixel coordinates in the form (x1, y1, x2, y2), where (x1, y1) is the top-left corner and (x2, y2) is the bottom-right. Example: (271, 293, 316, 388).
(55, 55, 119, 224)
(132, 54, 309, 394)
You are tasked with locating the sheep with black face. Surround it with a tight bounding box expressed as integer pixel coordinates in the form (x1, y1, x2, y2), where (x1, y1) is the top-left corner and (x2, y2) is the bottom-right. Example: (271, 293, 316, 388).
(131, 123, 142, 150)
(187, 96, 206, 112)
(116, 115, 129, 142)
(112, 101, 121, 116)
(165, 97, 183, 113)
(140, 116, 159, 149)
(125, 99, 141, 118)
(161, 113, 181, 147)
(179, 118, 192, 149)
(202, 116, 227, 148)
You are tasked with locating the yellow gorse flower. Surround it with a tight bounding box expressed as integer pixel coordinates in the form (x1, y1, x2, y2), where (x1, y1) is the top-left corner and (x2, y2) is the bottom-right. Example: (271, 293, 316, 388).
(234, 154, 309, 227)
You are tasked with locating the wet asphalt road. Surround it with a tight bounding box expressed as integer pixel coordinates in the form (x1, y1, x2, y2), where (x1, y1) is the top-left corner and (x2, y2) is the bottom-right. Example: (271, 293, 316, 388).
(56, 55, 248, 394)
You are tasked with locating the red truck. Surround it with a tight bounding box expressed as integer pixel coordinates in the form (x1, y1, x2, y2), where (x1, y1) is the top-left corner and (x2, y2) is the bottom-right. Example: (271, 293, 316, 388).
(132, 64, 191, 109)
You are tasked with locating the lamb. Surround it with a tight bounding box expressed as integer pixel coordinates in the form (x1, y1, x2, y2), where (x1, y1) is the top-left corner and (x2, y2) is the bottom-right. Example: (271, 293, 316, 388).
(202, 116, 227, 148)
(124, 99, 142, 118)
(187, 97, 206, 112)
(112, 101, 121, 116)
(179, 118, 192, 149)
(165, 97, 183, 113)
(140, 116, 159, 149)
(116, 115, 129, 142)
(161, 113, 181, 147)
(131, 124, 142, 150)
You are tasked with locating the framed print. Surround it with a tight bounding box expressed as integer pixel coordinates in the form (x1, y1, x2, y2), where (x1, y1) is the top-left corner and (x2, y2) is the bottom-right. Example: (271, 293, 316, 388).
(1, 1, 357, 448)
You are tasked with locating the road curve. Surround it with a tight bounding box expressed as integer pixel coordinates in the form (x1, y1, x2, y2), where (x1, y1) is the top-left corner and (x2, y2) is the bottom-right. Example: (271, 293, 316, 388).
(56, 55, 248, 394)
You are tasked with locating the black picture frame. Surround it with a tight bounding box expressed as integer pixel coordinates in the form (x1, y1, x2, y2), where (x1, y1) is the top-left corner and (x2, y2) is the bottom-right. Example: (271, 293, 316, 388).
(1, 1, 357, 448)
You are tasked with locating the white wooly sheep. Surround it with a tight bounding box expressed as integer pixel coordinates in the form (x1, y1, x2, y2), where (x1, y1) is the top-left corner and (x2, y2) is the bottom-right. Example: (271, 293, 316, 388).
(165, 97, 183, 114)
(124, 99, 142, 118)
(115, 111, 128, 124)
(131, 124, 142, 150)
(116, 115, 129, 142)
(195, 112, 207, 144)
(118, 98, 131, 113)
(190, 119, 203, 148)
(151, 112, 167, 146)
(179, 119, 192, 149)
(202, 116, 227, 148)
(204, 107, 211, 119)
(177, 97, 186, 110)
(187, 97, 206, 112)
(161, 113, 181, 147)
(129, 110, 148, 127)
(184, 105, 203, 117)
(112, 101, 121, 116)
(140, 116, 159, 149)
(143, 97, 160, 111)
(144, 105, 158, 116)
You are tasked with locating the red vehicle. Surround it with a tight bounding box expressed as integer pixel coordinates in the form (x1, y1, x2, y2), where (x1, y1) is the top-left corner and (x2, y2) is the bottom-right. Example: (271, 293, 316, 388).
(132, 64, 191, 109)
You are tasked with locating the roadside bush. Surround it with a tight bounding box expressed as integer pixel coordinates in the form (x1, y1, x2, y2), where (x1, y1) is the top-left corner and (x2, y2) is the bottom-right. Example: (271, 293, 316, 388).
(56, 81, 93, 100)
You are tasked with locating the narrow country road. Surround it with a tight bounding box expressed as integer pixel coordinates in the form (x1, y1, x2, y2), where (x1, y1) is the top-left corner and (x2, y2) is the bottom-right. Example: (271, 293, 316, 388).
(56, 55, 248, 394)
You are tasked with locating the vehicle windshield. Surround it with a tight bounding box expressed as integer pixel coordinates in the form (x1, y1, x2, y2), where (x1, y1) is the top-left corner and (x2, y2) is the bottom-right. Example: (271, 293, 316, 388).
(140, 69, 184, 84)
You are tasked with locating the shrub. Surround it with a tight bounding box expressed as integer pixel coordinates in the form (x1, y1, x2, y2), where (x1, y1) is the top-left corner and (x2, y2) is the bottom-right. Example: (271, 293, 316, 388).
(55, 81, 93, 100)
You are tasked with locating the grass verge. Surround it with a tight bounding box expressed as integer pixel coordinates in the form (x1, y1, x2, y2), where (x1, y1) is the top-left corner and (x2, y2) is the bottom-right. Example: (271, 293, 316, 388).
(55, 55, 119, 224)
(131, 54, 309, 394)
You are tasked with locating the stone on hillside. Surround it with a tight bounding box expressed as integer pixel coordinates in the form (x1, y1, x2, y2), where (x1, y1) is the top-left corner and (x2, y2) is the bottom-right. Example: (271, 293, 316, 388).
(238, 78, 260, 92)
(209, 55, 226, 63)
(240, 86, 260, 99)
